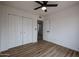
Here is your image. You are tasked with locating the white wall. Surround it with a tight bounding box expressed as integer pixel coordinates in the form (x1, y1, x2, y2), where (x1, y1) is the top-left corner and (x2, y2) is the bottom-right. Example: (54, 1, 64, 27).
(0, 4, 38, 52)
(43, 4, 79, 51)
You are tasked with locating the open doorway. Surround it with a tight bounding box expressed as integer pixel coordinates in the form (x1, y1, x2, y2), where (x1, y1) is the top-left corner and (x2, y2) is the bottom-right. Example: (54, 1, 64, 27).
(37, 20, 43, 42)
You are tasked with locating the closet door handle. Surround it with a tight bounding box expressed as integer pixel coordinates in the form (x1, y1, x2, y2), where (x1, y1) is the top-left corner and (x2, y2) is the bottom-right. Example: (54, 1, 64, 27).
(24, 32, 26, 34)
(20, 32, 22, 40)
(47, 31, 50, 32)
(20, 32, 22, 35)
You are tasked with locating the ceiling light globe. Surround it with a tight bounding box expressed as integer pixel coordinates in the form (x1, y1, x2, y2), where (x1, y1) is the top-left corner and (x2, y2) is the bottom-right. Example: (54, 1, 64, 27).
(42, 7, 46, 11)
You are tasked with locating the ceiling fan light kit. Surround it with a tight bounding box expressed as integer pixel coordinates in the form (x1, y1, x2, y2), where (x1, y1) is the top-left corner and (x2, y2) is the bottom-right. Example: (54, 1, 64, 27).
(34, 1, 58, 12)
(41, 6, 47, 11)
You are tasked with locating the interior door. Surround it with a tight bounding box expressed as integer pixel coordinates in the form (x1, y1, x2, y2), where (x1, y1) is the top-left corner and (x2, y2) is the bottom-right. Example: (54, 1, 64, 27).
(8, 14, 22, 48)
(43, 19, 50, 41)
(23, 17, 33, 44)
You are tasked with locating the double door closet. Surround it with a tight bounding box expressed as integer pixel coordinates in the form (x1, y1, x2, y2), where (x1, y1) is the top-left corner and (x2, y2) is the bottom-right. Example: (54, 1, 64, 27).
(0, 14, 33, 52)
(8, 14, 33, 49)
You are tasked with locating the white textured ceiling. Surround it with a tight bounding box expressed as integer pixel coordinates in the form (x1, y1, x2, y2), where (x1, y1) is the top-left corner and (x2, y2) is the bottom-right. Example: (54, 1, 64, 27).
(0, 1, 79, 15)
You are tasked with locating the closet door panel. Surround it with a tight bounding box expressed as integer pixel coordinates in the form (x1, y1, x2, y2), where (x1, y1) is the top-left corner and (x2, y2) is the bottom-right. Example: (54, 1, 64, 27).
(16, 16, 22, 46)
(23, 17, 32, 44)
(8, 14, 22, 48)
(8, 15, 16, 48)
(26, 18, 32, 43)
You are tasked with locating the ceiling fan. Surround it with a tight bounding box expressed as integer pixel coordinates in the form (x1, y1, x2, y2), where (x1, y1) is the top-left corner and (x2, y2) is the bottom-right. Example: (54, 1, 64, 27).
(34, 1, 58, 12)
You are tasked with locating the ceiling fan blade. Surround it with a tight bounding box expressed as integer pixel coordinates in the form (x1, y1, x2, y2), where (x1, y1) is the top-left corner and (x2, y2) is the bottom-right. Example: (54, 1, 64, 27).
(46, 4, 58, 7)
(34, 6, 42, 10)
(45, 9, 47, 12)
(35, 1, 43, 5)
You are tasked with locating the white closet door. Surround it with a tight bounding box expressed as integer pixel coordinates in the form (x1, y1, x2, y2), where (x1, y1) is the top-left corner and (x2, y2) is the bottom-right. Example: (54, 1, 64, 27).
(16, 16, 22, 46)
(8, 14, 22, 48)
(23, 17, 32, 44)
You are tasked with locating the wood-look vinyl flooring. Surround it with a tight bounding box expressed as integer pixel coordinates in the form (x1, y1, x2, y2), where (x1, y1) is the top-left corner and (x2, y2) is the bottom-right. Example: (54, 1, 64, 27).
(0, 40, 79, 57)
